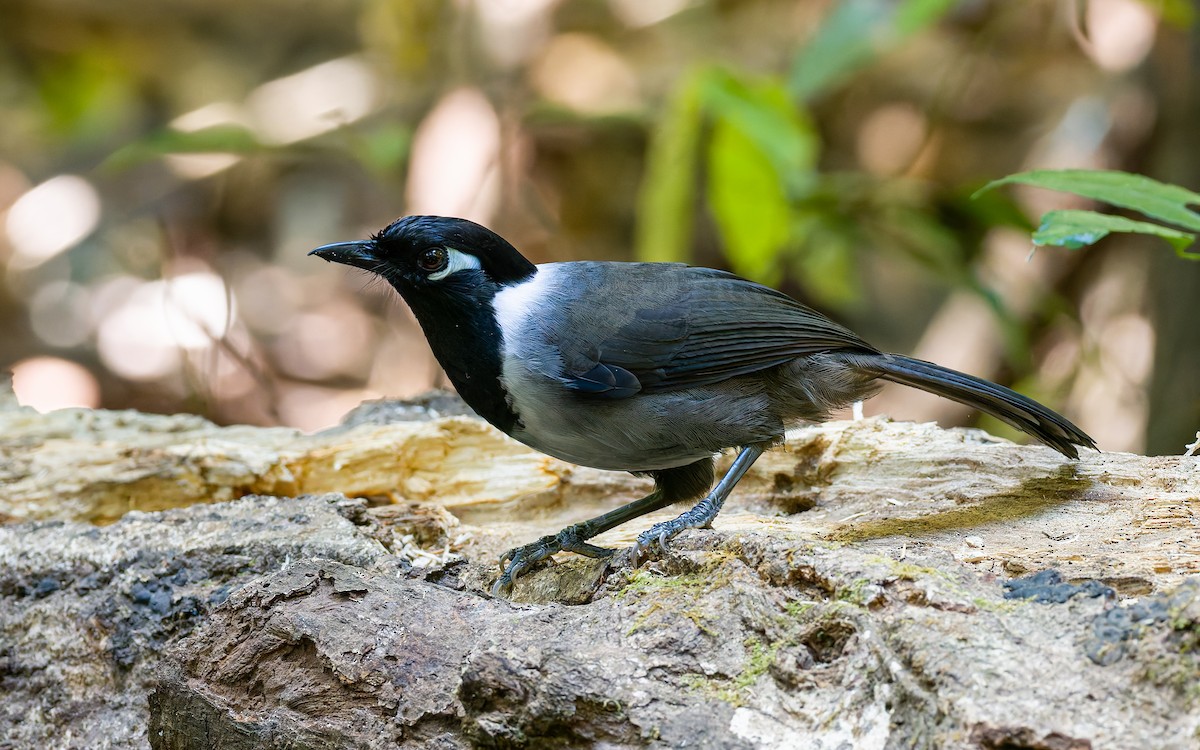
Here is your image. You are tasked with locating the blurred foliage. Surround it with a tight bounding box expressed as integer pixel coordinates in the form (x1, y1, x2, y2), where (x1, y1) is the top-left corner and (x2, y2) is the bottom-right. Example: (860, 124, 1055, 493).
(103, 125, 266, 168)
(788, 0, 959, 101)
(1133, 0, 1194, 28)
(637, 0, 968, 294)
(0, 0, 1196, 454)
(634, 0, 1029, 348)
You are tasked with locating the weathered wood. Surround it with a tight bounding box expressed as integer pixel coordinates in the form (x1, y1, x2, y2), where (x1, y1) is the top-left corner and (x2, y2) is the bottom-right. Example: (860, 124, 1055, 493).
(147, 549, 1200, 749)
(0, 494, 392, 749)
(1, 390, 1198, 748)
(0, 394, 574, 525)
(4, 393, 1196, 592)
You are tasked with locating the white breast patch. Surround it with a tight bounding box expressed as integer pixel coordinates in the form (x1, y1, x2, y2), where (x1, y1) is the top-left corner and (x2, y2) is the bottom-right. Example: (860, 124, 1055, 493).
(491, 264, 559, 341)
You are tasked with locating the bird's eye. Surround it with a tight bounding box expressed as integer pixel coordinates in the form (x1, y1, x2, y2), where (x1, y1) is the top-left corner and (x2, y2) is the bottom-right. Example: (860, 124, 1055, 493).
(417, 247, 448, 273)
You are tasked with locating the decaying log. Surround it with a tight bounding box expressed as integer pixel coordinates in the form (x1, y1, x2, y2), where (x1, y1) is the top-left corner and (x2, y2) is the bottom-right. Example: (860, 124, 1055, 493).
(0, 393, 575, 525)
(0, 493, 390, 749)
(1, 388, 1198, 748)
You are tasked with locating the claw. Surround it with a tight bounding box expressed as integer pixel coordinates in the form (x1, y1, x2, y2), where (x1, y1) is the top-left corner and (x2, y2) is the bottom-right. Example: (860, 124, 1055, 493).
(506, 558, 529, 582)
(631, 528, 665, 568)
(491, 524, 622, 597)
(491, 552, 534, 597)
(492, 539, 553, 596)
(491, 574, 512, 597)
(631, 510, 704, 567)
(630, 541, 645, 569)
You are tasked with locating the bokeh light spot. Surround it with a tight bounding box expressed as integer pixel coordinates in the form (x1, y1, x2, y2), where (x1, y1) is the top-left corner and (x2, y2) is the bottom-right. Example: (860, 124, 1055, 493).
(29, 280, 93, 348)
(406, 88, 501, 222)
(11, 356, 100, 411)
(4, 175, 101, 265)
(247, 57, 381, 145)
(1084, 0, 1157, 73)
(165, 101, 249, 179)
(95, 272, 235, 382)
(531, 34, 641, 115)
(609, 0, 692, 27)
(857, 103, 928, 176)
(274, 301, 375, 381)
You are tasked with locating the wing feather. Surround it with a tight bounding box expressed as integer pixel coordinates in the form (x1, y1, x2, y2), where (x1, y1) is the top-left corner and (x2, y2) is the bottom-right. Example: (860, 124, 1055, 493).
(560, 266, 876, 397)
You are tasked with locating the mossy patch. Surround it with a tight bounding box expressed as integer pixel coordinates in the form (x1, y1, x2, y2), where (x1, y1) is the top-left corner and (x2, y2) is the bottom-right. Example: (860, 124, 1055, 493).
(971, 596, 1022, 614)
(829, 467, 1091, 542)
(1129, 581, 1200, 703)
(682, 635, 780, 707)
(616, 548, 742, 636)
(626, 600, 718, 637)
(835, 576, 877, 605)
(715, 637, 779, 705)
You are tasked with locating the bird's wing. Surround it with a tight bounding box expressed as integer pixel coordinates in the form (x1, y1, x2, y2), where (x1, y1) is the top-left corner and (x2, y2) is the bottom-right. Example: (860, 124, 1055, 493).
(557, 267, 877, 398)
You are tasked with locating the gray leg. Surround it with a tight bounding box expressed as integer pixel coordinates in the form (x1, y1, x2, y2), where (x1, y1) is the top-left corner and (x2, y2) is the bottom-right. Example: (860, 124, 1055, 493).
(492, 488, 678, 596)
(633, 444, 765, 562)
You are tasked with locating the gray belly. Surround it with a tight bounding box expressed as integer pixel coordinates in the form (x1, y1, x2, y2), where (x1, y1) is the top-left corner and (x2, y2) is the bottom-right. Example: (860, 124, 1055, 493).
(502, 360, 782, 472)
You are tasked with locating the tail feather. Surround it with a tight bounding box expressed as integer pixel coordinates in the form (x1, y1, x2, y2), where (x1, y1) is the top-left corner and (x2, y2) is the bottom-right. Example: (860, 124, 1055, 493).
(857, 353, 1096, 459)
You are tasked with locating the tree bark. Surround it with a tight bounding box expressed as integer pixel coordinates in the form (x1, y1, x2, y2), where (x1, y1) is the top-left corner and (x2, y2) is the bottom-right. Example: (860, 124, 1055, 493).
(1, 389, 1197, 748)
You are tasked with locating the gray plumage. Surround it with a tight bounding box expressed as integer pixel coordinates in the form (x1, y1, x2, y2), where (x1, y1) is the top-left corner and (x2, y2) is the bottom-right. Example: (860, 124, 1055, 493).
(492, 262, 878, 470)
(496, 261, 1088, 471)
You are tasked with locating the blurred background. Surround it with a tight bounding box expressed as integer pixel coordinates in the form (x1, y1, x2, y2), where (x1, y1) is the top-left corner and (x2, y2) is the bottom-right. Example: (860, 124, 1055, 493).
(0, 0, 1196, 454)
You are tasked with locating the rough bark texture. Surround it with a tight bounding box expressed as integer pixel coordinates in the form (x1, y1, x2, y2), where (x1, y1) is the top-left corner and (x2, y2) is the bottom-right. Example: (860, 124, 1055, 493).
(1, 389, 1198, 749)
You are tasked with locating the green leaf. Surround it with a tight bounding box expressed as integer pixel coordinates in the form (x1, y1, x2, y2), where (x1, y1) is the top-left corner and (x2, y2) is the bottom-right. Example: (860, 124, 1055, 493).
(699, 73, 819, 281)
(893, 0, 962, 35)
(1137, 0, 1195, 28)
(701, 72, 819, 196)
(350, 123, 412, 175)
(1033, 209, 1198, 257)
(789, 0, 956, 101)
(976, 169, 1200, 232)
(792, 215, 859, 306)
(635, 70, 706, 263)
(952, 183, 1035, 233)
(36, 48, 136, 141)
(706, 114, 791, 283)
(789, 0, 883, 103)
(103, 124, 263, 171)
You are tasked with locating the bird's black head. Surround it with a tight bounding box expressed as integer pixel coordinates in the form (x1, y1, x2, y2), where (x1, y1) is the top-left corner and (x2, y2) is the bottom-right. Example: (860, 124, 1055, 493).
(309, 215, 536, 297)
(309, 215, 534, 434)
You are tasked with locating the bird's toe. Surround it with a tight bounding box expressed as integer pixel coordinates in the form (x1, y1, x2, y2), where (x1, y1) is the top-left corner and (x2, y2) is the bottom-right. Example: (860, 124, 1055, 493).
(492, 533, 566, 596)
(632, 520, 680, 564)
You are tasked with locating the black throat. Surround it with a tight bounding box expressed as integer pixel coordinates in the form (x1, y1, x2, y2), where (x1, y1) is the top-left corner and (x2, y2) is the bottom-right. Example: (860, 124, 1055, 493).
(398, 280, 520, 435)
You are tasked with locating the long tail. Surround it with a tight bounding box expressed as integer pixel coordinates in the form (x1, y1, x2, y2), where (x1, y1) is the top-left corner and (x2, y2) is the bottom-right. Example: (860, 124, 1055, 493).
(855, 353, 1096, 459)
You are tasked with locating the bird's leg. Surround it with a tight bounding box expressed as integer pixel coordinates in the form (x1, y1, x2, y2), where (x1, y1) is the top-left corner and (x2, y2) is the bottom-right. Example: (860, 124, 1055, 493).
(633, 444, 765, 563)
(492, 487, 677, 596)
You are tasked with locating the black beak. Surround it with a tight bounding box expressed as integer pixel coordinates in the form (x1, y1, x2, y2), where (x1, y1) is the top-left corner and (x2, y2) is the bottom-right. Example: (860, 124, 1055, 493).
(308, 240, 381, 271)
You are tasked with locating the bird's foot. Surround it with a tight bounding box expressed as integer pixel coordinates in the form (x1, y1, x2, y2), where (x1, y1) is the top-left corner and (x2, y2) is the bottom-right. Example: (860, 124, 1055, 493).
(632, 496, 720, 566)
(492, 524, 614, 596)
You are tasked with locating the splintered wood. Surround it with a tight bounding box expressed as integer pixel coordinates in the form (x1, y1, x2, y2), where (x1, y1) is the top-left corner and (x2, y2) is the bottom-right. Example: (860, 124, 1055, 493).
(1, 394, 1197, 589)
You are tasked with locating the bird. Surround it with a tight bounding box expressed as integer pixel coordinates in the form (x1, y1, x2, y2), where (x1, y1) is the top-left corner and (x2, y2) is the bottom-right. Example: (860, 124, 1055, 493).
(311, 215, 1097, 595)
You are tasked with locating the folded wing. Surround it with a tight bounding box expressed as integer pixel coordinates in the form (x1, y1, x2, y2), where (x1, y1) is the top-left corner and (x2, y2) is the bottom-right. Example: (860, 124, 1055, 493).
(561, 268, 877, 397)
